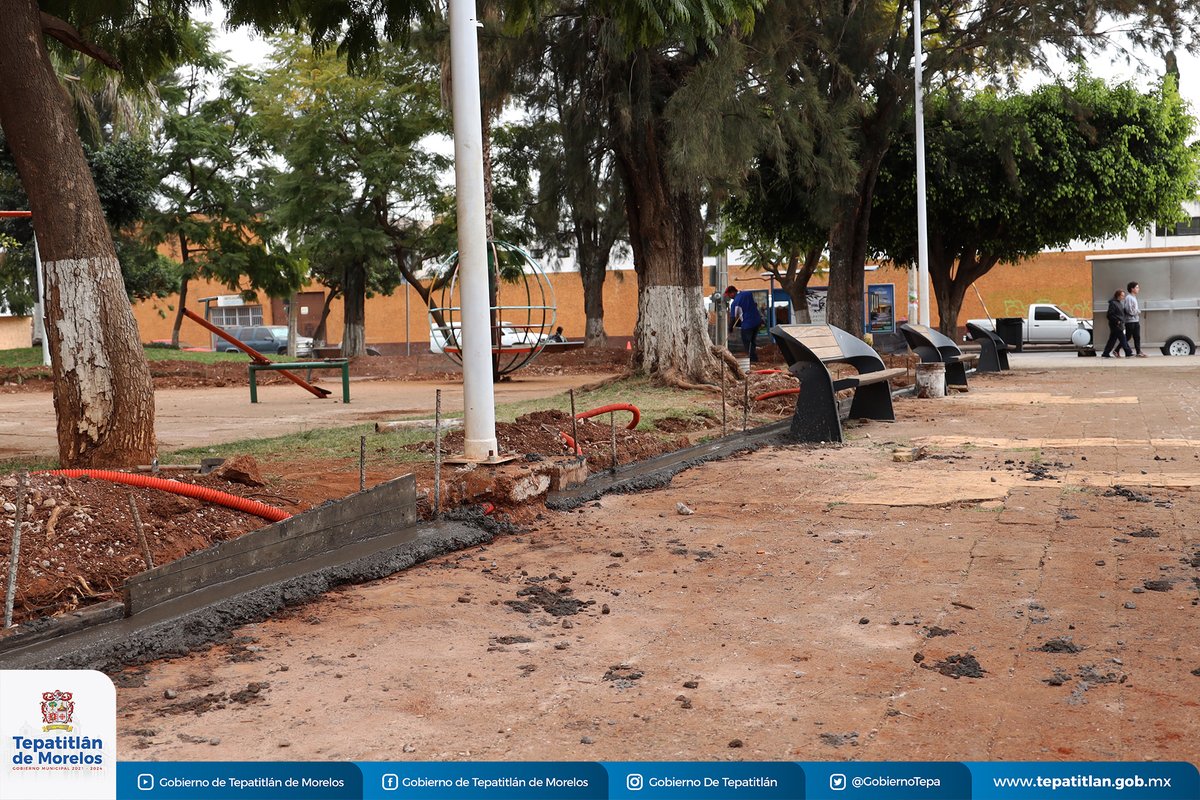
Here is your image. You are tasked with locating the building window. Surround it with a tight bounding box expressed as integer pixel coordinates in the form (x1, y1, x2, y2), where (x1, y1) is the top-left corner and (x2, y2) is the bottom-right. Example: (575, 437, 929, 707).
(1155, 216, 1200, 237)
(208, 305, 263, 330)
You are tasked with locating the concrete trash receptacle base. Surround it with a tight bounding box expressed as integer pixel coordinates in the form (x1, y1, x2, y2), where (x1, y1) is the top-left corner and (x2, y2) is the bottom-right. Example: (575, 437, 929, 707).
(915, 362, 946, 398)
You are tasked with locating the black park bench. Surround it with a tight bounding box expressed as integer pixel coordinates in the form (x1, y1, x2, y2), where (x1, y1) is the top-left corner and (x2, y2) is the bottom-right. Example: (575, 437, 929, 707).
(964, 321, 1010, 373)
(771, 323, 907, 443)
(900, 323, 979, 390)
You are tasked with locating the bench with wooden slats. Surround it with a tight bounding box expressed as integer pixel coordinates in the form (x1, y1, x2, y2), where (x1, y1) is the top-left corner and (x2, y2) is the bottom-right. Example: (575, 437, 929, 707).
(770, 323, 906, 443)
(964, 321, 1010, 373)
(900, 323, 979, 391)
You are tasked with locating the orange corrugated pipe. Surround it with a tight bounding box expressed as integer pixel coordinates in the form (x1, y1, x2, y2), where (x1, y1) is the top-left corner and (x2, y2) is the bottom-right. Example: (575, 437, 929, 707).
(559, 431, 583, 456)
(574, 403, 640, 429)
(558, 403, 640, 456)
(754, 388, 802, 402)
(48, 469, 291, 522)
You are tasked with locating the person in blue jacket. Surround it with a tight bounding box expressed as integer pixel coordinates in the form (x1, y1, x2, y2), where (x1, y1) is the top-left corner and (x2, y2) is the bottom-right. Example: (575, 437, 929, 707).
(724, 284, 763, 362)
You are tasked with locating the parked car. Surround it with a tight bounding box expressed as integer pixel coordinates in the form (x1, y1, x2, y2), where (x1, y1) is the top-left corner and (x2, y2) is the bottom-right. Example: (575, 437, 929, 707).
(966, 303, 1093, 348)
(218, 325, 314, 357)
(429, 321, 545, 354)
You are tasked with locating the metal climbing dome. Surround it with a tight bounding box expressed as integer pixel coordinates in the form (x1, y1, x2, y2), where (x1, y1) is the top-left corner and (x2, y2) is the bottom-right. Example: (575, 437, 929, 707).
(428, 241, 557, 377)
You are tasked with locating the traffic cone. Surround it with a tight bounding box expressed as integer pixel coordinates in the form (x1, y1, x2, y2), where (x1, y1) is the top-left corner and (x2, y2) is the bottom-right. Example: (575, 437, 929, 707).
(626, 340, 632, 350)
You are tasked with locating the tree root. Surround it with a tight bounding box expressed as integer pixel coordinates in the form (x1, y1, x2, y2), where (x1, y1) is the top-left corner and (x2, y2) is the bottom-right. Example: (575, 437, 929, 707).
(711, 345, 747, 381)
(579, 369, 635, 392)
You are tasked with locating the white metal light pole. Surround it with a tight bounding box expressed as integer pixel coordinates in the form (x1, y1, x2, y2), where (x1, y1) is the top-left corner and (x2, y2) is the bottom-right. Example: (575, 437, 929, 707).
(914, 0, 931, 327)
(449, 0, 498, 461)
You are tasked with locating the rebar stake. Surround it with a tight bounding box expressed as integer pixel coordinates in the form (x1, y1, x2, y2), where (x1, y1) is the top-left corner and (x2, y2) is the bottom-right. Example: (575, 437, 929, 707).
(721, 369, 728, 436)
(433, 389, 443, 520)
(4, 472, 28, 628)
(743, 376, 749, 432)
(359, 435, 367, 492)
(128, 493, 154, 569)
(569, 389, 579, 458)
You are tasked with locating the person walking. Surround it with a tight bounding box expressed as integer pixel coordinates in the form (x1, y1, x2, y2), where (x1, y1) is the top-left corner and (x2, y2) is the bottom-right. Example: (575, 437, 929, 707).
(1124, 281, 1146, 357)
(1101, 289, 1133, 358)
(724, 284, 763, 363)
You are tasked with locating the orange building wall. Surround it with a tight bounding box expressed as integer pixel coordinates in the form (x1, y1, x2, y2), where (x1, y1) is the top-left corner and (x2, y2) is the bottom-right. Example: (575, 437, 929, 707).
(129, 246, 1160, 347)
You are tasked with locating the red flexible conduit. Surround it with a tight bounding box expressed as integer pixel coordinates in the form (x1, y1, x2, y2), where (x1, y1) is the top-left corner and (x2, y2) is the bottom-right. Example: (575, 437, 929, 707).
(574, 403, 640, 429)
(558, 403, 641, 455)
(754, 388, 802, 402)
(559, 431, 583, 456)
(49, 470, 291, 522)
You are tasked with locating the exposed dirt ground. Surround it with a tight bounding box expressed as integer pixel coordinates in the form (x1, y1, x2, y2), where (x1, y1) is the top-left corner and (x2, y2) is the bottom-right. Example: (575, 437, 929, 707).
(1, 365, 789, 626)
(110, 360, 1200, 762)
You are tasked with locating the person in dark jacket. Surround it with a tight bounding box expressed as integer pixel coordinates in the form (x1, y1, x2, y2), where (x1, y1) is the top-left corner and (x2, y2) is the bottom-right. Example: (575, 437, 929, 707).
(1101, 289, 1133, 358)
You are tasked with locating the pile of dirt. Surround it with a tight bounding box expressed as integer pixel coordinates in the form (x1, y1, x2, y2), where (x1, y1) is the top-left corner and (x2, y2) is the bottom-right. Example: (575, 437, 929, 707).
(0, 470, 290, 628)
(419, 409, 688, 471)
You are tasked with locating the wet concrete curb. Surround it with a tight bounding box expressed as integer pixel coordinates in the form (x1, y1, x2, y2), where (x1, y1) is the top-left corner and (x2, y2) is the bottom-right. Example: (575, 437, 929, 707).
(546, 419, 792, 510)
(0, 521, 489, 672)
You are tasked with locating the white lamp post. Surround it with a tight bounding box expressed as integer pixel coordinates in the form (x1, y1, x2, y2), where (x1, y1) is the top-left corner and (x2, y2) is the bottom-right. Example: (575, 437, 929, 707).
(449, 0, 498, 461)
(914, 0, 931, 327)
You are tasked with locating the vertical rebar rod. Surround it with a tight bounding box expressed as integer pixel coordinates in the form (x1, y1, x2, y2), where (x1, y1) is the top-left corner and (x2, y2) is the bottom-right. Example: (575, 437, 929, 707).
(4, 473, 28, 628)
(743, 377, 749, 432)
(359, 435, 367, 492)
(721, 369, 728, 437)
(128, 493, 154, 569)
(570, 389, 579, 457)
(609, 411, 617, 474)
(434, 389, 443, 519)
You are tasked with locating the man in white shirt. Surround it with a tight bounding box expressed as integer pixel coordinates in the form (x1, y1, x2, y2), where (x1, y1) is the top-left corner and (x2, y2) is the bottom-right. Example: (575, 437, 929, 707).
(1123, 281, 1146, 357)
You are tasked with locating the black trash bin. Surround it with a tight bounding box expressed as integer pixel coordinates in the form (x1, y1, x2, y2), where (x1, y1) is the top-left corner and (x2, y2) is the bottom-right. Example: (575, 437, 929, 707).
(995, 317, 1024, 352)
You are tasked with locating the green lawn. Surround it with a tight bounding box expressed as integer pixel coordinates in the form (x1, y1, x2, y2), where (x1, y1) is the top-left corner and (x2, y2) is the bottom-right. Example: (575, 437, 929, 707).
(0, 345, 263, 368)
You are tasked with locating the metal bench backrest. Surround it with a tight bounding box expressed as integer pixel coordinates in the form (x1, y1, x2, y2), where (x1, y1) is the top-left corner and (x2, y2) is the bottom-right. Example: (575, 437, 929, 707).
(772, 324, 888, 375)
(964, 321, 1007, 349)
(901, 323, 963, 360)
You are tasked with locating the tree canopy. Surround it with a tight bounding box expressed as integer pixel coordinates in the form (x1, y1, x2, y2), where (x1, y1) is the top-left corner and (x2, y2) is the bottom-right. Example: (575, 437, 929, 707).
(871, 74, 1200, 333)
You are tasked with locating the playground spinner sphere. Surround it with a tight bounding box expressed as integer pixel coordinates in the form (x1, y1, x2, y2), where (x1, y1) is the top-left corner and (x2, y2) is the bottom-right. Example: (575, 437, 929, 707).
(430, 241, 557, 377)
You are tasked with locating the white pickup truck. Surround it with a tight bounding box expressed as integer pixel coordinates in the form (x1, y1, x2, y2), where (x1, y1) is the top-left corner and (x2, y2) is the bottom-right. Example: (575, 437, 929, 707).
(966, 303, 1093, 347)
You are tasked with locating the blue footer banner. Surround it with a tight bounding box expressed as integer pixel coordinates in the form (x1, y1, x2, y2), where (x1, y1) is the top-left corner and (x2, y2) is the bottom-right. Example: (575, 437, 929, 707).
(105, 761, 1199, 800)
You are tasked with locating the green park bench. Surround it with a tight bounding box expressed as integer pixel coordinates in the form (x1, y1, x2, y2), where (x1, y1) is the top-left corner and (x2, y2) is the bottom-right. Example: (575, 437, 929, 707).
(248, 359, 351, 404)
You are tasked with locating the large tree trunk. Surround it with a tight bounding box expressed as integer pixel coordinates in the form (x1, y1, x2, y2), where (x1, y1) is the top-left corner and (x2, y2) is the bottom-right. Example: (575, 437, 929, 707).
(827, 163, 882, 336)
(170, 276, 189, 348)
(341, 261, 366, 357)
(776, 246, 823, 326)
(0, 0, 155, 467)
(825, 88, 903, 337)
(313, 289, 336, 346)
(578, 231, 608, 347)
(611, 54, 720, 383)
(930, 247, 999, 338)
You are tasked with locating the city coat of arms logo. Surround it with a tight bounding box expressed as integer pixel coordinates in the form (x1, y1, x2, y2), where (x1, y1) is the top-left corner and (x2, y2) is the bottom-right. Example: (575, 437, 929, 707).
(40, 690, 74, 732)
